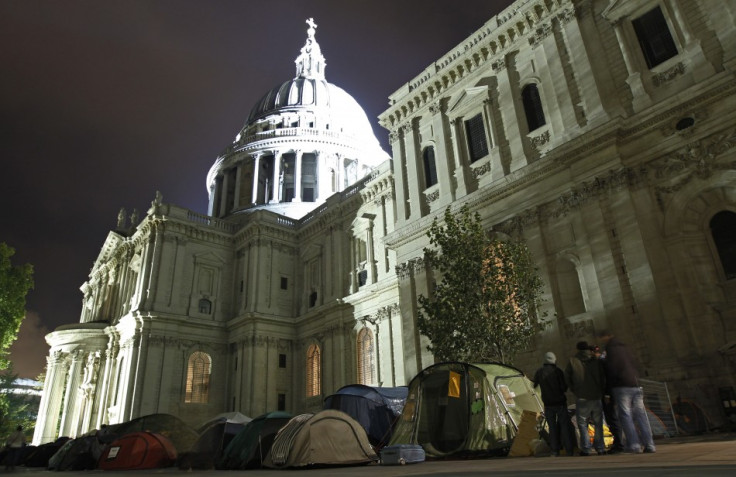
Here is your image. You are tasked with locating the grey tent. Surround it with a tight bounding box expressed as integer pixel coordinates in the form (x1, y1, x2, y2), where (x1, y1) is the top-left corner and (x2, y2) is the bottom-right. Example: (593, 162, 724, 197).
(217, 411, 292, 470)
(106, 413, 198, 454)
(388, 362, 543, 458)
(263, 409, 378, 468)
(323, 384, 408, 448)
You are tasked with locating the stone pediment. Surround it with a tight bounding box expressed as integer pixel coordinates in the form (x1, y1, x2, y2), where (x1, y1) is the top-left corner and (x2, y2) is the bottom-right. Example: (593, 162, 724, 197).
(448, 86, 489, 115)
(91, 232, 125, 272)
(193, 251, 226, 266)
(601, 0, 638, 23)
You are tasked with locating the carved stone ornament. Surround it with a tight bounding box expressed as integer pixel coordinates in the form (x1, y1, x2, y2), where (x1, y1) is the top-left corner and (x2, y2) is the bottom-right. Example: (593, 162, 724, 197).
(530, 131, 551, 149)
(652, 62, 685, 87)
(426, 190, 440, 203)
(529, 23, 552, 46)
(395, 257, 425, 280)
(562, 316, 596, 340)
(492, 58, 507, 72)
(471, 161, 491, 179)
(653, 130, 736, 208)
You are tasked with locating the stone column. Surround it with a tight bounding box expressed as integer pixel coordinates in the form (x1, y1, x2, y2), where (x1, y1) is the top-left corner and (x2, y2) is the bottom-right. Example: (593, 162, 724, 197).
(402, 121, 425, 219)
(251, 153, 262, 205)
(33, 352, 69, 444)
(59, 350, 84, 437)
(390, 130, 409, 223)
(365, 220, 377, 284)
(317, 151, 330, 200)
(233, 164, 242, 209)
(430, 101, 456, 205)
(219, 170, 230, 216)
(449, 118, 472, 196)
(270, 151, 281, 203)
(293, 150, 303, 202)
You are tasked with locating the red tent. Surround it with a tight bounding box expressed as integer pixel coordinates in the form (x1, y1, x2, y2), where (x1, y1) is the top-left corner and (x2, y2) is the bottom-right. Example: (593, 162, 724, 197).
(98, 432, 177, 470)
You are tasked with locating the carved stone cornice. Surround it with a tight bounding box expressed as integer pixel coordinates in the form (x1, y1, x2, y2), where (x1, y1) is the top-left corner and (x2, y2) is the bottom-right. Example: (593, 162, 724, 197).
(148, 335, 180, 347)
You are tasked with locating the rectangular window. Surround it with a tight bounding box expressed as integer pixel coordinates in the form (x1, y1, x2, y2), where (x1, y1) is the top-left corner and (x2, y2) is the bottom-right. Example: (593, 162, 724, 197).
(358, 270, 368, 287)
(280, 277, 288, 290)
(632, 6, 678, 69)
(278, 393, 286, 411)
(464, 114, 489, 163)
(279, 353, 287, 368)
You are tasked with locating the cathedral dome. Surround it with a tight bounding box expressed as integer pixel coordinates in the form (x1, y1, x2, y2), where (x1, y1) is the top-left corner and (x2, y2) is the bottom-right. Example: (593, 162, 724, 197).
(206, 18, 390, 220)
(245, 78, 380, 150)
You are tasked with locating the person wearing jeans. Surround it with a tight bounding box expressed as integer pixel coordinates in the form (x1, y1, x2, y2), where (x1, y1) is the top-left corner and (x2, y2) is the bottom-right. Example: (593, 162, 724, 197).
(598, 330, 656, 453)
(564, 341, 607, 456)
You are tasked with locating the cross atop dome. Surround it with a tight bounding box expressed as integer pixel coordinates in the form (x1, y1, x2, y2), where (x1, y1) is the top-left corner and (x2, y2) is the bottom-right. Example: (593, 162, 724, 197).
(295, 17, 326, 80)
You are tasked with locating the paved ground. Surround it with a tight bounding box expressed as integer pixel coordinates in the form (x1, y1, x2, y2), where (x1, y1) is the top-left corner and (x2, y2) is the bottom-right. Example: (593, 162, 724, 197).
(8, 433, 736, 476)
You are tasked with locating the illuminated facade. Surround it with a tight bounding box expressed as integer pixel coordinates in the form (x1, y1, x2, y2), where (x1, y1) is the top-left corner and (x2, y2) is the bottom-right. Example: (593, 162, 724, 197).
(35, 0, 736, 444)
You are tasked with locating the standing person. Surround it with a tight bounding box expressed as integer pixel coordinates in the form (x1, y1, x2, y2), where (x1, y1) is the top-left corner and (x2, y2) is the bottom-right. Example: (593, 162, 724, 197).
(533, 351, 574, 457)
(598, 330, 656, 454)
(4, 425, 26, 471)
(565, 341, 607, 456)
(592, 345, 625, 453)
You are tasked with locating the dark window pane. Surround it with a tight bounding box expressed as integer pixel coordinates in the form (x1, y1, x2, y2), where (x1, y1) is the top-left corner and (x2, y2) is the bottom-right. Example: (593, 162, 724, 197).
(711, 211, 736, 280)
(464, 114, 489, 163)
(522, 84, 546, 132)
(423, 147, 438, 187)
(632, 6, 678, 69)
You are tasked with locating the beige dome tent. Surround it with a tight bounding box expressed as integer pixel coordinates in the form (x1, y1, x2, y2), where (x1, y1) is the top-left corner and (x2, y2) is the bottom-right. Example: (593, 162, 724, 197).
(263, 410, 377, 468)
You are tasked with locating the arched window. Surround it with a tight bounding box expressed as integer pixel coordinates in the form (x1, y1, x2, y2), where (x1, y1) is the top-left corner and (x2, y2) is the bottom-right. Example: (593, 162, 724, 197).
(306, 344, 321, 397)
(522, 84, 546, 132)
(556, 258, 586, 317)
(711, 211, 736, 280)
(185, 351, 211, 404)
(198, 298, 212, 314)
(357, 328, 376, 385)
(423, 147, 438, 188)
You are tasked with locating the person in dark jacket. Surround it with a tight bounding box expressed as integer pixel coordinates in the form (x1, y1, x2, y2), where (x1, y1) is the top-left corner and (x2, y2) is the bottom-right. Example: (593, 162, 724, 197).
(598, 330, 656, 454)
(564, 341, 606, 456)
(592, 345, 624, 453)
(533, 351, 574, 456)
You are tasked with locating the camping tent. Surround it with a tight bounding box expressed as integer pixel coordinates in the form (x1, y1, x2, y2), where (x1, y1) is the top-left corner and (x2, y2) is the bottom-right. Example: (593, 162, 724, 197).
(97, 431, 177, 470)
(106, 413, 198, 454)
(23, 438, 70, 468)
(217, 411, 292, 470)
(180, 419, 247, 469)
(388, 362, 543, 458)
(263, 410, 378, 468)
(47, 435, 99, 471)
(323, 384, 408, 448)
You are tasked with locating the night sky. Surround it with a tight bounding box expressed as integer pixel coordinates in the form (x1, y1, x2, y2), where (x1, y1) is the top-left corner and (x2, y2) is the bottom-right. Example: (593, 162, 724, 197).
(1, 0, 514, 378)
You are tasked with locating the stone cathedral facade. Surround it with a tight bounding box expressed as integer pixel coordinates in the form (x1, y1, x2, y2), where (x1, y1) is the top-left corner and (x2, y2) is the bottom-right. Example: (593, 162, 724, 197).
(34, 0, 736, 444)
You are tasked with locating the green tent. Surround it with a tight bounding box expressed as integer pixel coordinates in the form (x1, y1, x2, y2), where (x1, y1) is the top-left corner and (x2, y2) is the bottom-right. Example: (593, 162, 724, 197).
(388, 362, 543, 458)
(217, 411, 292, 470)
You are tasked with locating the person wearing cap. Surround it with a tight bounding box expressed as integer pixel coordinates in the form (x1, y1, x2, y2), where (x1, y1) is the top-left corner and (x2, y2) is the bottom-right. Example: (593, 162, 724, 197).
(598, 329, 656, 454)
(564, 341, 607, 456)
(533, 351, 574, 456)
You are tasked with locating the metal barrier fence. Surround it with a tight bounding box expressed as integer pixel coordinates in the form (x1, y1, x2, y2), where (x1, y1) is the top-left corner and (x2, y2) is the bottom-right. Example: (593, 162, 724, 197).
(640, 378, 679, 437)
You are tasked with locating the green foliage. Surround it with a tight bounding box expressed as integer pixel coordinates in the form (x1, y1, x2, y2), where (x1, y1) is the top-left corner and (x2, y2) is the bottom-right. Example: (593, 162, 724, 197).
(0, 365, 37, 443)
(0, 243, 34, 369)
(418, 205, 546, 364)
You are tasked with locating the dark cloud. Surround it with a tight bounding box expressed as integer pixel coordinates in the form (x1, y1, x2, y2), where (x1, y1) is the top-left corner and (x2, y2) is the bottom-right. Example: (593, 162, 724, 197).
(2, 0, 513, 371)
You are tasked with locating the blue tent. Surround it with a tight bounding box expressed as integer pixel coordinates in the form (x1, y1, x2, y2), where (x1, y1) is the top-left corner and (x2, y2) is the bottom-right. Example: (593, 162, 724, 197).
(323, 384, 408, 448)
